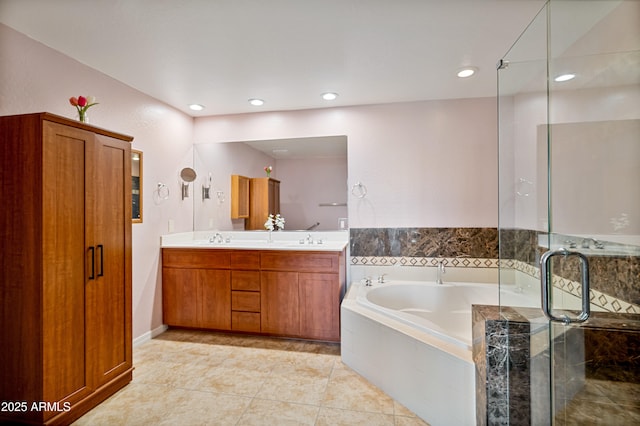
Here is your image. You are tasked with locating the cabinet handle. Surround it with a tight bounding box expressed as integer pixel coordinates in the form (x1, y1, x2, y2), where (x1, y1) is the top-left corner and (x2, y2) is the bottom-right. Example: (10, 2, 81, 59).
(97, 244, 104, 277)
(88, 246, 95, 280)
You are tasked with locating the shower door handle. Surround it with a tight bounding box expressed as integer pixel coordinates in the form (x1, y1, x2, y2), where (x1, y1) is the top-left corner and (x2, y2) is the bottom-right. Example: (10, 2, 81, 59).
(540, 248, 590, 324)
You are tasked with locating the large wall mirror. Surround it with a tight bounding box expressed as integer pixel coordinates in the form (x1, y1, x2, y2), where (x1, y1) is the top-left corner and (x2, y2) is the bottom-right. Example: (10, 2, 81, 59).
(193, 136, 347, 231)
(132, 150, 143, 223)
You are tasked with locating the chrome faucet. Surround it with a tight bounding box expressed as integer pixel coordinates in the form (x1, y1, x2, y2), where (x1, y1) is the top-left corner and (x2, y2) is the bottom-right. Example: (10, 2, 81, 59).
(581, 238, 604, 249)
(306, 233, 313, 244)
(436, 261, 446, 284)
(209, 232, 223, 244)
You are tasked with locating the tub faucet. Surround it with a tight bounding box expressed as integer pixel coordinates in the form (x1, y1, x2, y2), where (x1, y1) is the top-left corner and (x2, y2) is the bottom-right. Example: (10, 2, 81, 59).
(436, 261, 446, 285)
(581, 238, 604, 249)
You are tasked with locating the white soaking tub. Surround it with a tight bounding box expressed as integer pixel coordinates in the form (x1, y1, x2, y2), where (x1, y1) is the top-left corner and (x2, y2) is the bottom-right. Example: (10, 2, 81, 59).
(341, 279, 528, 425)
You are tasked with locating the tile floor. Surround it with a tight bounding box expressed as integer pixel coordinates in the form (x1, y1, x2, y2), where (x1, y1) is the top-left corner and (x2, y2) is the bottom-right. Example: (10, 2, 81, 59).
(74, 329, 429, 425)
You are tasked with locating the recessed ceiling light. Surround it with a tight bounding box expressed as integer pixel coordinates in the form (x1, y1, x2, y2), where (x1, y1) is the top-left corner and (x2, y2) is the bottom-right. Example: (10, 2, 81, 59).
(457, 67, 477, 78)
(189, 104, 205, 111)
(249, 98, 264, 106)
(322, 92, 338, 101)
(554, 73, 576, 82)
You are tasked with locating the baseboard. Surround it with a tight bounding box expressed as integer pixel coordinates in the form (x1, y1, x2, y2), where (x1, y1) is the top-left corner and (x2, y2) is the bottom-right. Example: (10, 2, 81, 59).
(132, 324, 169, 347)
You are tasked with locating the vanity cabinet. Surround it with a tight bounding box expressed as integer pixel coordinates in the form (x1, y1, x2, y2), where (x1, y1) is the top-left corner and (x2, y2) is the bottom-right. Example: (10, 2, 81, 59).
(246, 177, 280, 230)
(0, 113, 133, 425)
(261, 251, 344, 341)
(162, 249, 231, 330)
(162, 248, 345, 341)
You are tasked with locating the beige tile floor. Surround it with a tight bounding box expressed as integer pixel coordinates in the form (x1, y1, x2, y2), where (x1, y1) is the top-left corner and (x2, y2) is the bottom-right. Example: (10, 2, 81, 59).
(74, 329, 430, 425)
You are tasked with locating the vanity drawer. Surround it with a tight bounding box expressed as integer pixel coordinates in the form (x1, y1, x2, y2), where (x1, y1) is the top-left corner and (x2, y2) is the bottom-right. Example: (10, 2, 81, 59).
(162, 248, 230, 269)
(260, 251, 340, 273)
(232, 291, 261, 312)
(231, 270, 260, 291)
(232, 311, 261, 332)
(230, 251, 260, 269)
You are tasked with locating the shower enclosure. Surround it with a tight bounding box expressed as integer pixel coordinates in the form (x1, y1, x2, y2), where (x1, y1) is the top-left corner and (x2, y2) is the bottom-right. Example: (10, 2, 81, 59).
(497, 0, 639, 424)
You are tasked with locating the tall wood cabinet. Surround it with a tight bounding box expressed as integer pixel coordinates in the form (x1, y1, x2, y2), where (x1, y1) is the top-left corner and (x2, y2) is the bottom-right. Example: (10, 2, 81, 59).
(246, 177, 280, 230)
(0, 113, 133, 425)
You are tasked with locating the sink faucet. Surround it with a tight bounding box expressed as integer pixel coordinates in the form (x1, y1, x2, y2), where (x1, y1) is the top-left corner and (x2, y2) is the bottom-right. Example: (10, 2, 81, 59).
(209, 232, 223, 243)
(581, 238, 604, 249)
(436, 261, 446, 284)
(306, 233, 313, 244)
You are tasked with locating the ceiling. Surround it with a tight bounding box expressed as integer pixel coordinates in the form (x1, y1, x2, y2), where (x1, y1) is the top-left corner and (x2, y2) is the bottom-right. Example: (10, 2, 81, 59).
(0, 0, 550, 117)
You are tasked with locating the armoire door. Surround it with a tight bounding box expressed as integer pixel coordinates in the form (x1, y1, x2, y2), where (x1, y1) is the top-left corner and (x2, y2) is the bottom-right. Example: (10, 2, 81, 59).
(86, 133, 132, 387)
(41, 121, 93, 409)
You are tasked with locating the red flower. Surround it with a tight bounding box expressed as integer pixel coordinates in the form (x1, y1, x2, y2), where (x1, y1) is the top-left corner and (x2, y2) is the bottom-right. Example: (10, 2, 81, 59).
(69, 97, 78, 106)
(77, 96, 87, 107)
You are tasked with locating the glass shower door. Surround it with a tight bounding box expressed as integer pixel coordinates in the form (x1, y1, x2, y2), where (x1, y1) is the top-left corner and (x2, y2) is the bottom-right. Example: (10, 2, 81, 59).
(498, 1, 640, 424)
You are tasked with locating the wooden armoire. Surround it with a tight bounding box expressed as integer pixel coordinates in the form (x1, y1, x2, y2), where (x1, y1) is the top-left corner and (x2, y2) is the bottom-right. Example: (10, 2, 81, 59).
(245, 177, 280, 230)
(0, 113, 133, 425)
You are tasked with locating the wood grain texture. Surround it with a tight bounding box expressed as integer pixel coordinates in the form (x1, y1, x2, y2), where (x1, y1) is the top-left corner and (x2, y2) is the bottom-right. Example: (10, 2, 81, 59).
(246, 177, 280, 230)
(0, 113, 133, 424)
(162, 248, 345, 342)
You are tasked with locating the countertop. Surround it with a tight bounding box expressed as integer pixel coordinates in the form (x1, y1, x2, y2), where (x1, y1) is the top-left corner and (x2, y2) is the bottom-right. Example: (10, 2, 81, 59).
(161, 231, 349, 252)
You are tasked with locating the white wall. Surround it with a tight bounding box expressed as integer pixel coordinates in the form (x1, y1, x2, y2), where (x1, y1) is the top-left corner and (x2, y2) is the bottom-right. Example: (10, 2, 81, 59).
(0, 24, 194, 339)
(194, 98, 499, 229)
(277, 157, 348, 231)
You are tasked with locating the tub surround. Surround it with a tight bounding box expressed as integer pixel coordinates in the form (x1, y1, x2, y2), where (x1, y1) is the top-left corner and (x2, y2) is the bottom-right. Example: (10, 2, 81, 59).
(341, 272, 498, 425)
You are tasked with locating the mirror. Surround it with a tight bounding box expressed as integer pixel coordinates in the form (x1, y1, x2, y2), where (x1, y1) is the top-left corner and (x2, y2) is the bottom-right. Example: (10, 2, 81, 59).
(180, 167, 197, 200)
(193, 136, 347, 231)
(132, 150, 142, 223)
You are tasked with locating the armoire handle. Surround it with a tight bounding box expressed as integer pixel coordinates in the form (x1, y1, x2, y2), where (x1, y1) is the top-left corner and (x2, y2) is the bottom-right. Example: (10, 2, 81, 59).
(97, 244, 104, 277)
(88, 246, 95, 280)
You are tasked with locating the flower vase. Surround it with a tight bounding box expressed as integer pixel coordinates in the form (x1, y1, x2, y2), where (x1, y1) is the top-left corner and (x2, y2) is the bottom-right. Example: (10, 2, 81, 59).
(77, 110, 88, 123)
(267, 229, 273, 243)
(266, 172, 271, 178)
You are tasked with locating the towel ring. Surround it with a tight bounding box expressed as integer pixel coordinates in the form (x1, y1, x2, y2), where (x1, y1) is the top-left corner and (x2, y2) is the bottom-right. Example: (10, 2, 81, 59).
(155, 182, 170, 200)
(351, 182, 367, 198)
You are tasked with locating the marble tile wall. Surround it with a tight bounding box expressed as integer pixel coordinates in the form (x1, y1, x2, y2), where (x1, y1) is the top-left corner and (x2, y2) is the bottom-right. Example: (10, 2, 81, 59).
(500, 228, 640, 311)
(473, 305, 640, 425)
(350, 227, 498, 258)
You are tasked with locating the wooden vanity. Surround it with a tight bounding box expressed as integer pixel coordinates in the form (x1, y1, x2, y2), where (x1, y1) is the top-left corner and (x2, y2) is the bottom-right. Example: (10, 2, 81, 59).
(162, 247, 346, 342)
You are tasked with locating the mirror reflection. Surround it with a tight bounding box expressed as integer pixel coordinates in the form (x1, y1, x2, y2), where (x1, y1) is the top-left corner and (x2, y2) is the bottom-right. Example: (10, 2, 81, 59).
(194, 136, 347, 231)
(132, 150, 142, 223)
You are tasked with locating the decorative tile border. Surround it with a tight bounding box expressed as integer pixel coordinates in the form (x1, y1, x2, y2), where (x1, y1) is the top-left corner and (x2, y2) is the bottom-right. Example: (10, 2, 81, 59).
(350, 256, 499, 268)
(511, 259, 640, 315)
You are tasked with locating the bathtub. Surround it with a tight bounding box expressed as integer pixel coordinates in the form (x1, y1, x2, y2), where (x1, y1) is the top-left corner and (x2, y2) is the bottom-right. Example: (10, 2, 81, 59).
(341, 280, 526, 425)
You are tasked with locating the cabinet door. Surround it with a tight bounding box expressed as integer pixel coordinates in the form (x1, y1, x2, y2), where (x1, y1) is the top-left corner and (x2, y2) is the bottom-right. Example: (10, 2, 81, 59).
(231, 175, 250, 218)
(163, 268, 199, 327)
(199, 269, 231, 330)
(41, 122, 93, 406)
(299, 273, 340, 341)
(260, 271, 299, 335)
(87, 134, 132, 387)
(268, 179, 280, 215)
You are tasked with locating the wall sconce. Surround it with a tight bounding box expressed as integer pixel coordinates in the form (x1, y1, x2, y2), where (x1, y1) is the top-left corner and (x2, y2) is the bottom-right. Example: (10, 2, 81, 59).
(180, 167, 197, 200)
